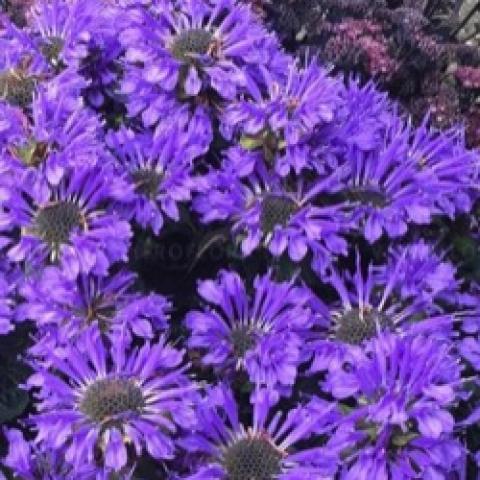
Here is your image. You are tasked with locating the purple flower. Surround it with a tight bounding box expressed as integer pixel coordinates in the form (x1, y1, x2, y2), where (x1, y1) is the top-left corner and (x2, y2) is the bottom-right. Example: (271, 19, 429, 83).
(119, 0, 286, 126)
(0, 17, 56, 110)
(408, 117, 479, 218)
(331, 80, 398, 154)
(2, 75, 104, 183)
(338, 117, 434, 243)
(3, 428, 97, 480)
(107, 109, 211, 234)
(383, 241, 461, 308)
(186, 270, 314, 390)
(1, 165, 132, 279)
(0, 13, 85, 113)
(309, 253, 456, 372)
(221, 60, 342, 176)
(181, 384, 338, 479)
(193, 147, 349, 269)
(331, 107, 478, 243)
(30, 0, 115, 71)
(324, 333, 464, 479)
(18, 265, 171, 344)
(28, 327, 197, 474)
(29, 0, 125, 108)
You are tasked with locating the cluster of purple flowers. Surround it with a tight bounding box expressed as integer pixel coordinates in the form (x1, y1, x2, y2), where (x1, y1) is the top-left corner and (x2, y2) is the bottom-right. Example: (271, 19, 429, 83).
(0, 0, 479, 479)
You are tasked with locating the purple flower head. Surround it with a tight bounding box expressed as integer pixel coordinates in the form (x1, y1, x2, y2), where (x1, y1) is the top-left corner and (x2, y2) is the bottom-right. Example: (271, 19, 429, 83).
(337, 118, 435, 243)
(3, 76, 104, 183)
(333, 107, 479, 243)
(0, 22, 43, 109)
(222, 60, 342, 175)
(119, 0, 286, 125)
(107, 110, 211, 234)
(181, 384, 339, 479)
(332, 80, 399, 154)
(30, 0, 114, 71)
(30, 0, 124, 109)
(309, 252, 456, 372)
(1, 165, 132, 279)
(323, 333, 463, 479)
(0, 16, 56, 111)
(19, 266, 171, 344)
(186, 270, 314, 390)
(193, 148, 349, 268)
(383, 241, 461, 308)
(408, 117, 479, 218)
(28, 326, 197, 474)
(3, 428, 97, 480)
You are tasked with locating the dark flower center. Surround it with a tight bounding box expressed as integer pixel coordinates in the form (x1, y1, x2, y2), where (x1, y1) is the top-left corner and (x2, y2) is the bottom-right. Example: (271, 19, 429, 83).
(85, 299, 116, 332)
(35, 201, 83, 248)
(222, 436, 283, 480)
(40, 36, 64, 66)
(231, 325, 257, 358)
(260, 194, 297, 234)
(335, 307, 392, 345)
(170, 28, 213, 62)
(343, 187, 387, 207)
(132, 168, 162, 198)
(0, 71, 36, 108)
(79, 378, 145, 423)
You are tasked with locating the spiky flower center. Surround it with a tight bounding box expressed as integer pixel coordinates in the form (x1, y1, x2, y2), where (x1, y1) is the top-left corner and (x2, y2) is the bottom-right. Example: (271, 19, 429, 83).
(231, 325, 257, 359)
(40, 36, 64, 65)
(0, 71, 35, 108)
(170, 28, 213, 62)
(335, 307, 391, 345)
(35, 201, 83, 248)
(222, 435, 283, 480)
(343, 187, 387, 207)
(131, 168, 162, 198)
(260, 194, 297, 234)
(79, 378, 145, 423)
